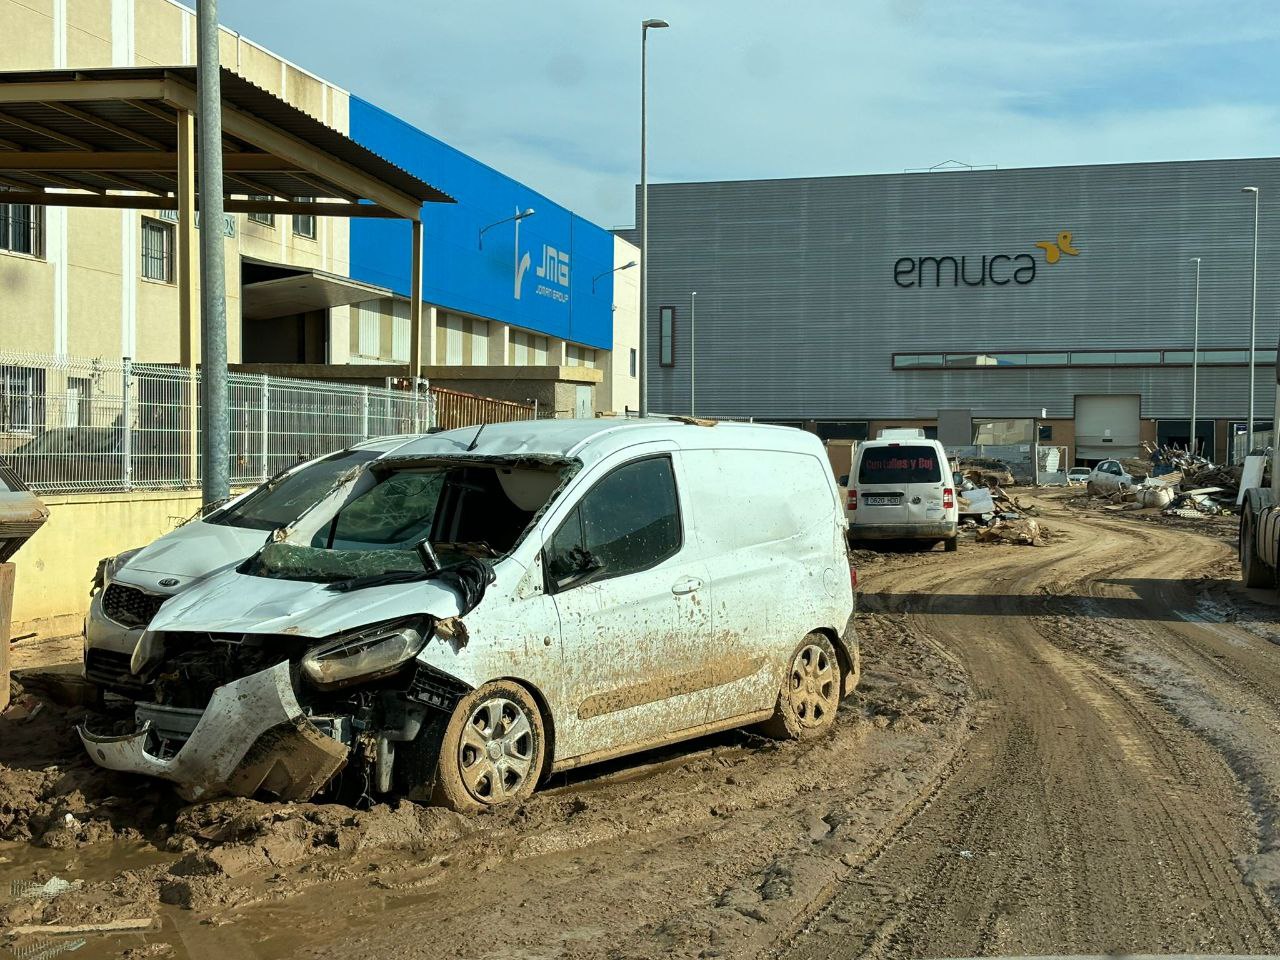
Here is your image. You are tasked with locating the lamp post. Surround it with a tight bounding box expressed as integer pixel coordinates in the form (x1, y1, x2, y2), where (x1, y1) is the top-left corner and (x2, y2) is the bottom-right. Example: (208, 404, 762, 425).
(1190, 257, 1201, 455)
(592, 260, 637, 294)
(1243, 186, 1260, 443)
(690, 291, 697, 416)
(478, 207, 535, 250)
(639, 17, 669, 418)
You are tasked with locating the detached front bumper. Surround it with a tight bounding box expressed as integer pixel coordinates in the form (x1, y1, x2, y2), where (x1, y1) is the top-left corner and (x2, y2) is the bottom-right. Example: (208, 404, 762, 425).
(78, 661, 349, 802)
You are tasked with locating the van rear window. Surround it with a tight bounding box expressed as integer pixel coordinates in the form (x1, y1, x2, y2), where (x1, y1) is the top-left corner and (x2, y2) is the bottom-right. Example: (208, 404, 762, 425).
(858, 446, 941, 484)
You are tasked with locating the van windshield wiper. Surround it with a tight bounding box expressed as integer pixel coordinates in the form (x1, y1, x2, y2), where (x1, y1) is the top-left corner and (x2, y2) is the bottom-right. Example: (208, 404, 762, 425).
(325, 569, 431, 593)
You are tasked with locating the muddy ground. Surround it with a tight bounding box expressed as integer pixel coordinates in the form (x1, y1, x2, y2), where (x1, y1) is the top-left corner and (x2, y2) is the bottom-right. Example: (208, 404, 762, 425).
(3, 490, 1280, 959)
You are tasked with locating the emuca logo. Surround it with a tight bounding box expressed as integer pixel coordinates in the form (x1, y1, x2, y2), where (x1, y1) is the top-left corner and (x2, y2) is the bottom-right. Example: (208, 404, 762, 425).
(893, 230, 1080, 288)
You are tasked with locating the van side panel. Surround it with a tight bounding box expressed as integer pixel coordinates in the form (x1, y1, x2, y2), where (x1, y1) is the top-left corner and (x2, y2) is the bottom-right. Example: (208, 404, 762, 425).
(679, 446, 852, 721)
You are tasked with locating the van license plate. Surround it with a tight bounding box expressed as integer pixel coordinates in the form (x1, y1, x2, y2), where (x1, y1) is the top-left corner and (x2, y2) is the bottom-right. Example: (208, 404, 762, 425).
(864, 495, 901, 506)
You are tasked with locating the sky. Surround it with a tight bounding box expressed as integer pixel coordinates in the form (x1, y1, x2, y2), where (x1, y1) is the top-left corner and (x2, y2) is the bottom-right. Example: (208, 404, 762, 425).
(216, 0, 1280, 228)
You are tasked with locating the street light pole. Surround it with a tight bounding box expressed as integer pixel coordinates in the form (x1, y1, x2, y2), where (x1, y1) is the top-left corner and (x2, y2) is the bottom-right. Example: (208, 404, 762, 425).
(639, 17, 668, 419)
(1244, 186, 1261, 443)
(196, 0, 228, 505)
(690, 291, 697, 416)
(1190, 257, 1201, 455)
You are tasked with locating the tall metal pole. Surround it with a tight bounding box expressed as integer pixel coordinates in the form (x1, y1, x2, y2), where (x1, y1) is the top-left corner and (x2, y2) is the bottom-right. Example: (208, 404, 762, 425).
(639, 19, 668, 419)
(690, 290, 696, 416)
(1245, 186, 1261, 444)
(1190, 257, 1201, 455)
(197, 0, 228, 504)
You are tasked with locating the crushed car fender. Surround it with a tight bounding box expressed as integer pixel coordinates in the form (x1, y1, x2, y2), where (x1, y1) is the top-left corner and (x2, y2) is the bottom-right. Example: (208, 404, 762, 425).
(78, 660, 347, 802)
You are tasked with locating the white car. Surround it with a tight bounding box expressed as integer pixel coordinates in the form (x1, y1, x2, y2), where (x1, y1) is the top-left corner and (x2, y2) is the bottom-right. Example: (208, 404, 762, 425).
(847, 438, 958, 551)
(1087, 459, 1135, 494)
(83, 436, 420, 694)
(1066, 466, 1091, 485)
(80, 418, 857, 812)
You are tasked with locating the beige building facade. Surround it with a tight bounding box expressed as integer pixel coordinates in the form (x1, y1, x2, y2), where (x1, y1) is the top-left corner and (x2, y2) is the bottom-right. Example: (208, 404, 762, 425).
(0, 0, 640, 414)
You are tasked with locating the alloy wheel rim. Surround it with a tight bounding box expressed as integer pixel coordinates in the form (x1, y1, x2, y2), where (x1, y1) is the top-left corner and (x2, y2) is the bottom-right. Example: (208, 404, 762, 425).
(788, 644, 837, 727)
(458, 697, 535, 804)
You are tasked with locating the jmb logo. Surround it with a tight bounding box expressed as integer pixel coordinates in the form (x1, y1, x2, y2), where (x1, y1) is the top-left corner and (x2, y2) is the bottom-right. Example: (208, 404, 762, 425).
(536, 245, 570, 287)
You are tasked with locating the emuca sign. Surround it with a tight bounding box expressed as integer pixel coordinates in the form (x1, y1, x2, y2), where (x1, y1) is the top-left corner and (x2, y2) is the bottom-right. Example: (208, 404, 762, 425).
(893, 231, 1079, 288)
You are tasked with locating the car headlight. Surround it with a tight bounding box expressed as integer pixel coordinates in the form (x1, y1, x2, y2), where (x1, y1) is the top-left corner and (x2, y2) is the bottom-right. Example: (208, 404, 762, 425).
(94, 547, 142, 592)
(300, 618, 430, 689)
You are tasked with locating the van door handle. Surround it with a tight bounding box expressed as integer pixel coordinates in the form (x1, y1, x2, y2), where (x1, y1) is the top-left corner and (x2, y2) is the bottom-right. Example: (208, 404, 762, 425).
(671, 577, 703, 595)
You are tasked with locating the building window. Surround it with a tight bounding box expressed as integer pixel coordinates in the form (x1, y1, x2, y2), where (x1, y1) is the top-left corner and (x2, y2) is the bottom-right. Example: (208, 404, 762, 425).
(141, 218, 175, 283)
(0, 199, 44, 257)
(0, 365, 45, 434)
(292, 198, 315, 239)
(659, 306, 675, 367)
(247, 195, 275, 226)
(1038, 424, 1053, 441)
(630, 348, 637, 377)
(66, 376, 92, 428)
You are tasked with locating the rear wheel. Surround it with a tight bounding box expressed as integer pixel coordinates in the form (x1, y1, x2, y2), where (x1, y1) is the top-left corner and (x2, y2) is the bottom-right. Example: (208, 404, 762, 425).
(944, 537, 958, 553)
(1241, 509, 1274, 588)
(759, 633, 842, 741)
(432, 681, 546, 813)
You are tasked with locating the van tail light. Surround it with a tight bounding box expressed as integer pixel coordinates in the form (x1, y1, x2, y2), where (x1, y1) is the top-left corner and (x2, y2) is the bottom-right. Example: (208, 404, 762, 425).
(943, 487, 954, 510)
(850, 567, 858, 590)
(847, 488, 858, 511)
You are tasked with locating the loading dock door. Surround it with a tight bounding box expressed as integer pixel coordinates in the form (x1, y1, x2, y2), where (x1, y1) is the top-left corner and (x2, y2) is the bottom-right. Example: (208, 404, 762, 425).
(1075, 394, 1140, 460)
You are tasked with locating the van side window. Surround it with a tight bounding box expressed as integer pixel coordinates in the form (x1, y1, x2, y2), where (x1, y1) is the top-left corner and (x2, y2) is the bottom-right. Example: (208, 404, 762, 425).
(545, 456, 682, 589)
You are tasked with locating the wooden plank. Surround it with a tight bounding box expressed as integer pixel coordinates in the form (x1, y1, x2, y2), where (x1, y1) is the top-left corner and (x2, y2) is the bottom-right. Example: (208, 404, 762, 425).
(0, 79, 168, 103)
(0, 562, 14, 711)
(0, 152, 300, 172)
(0, 192, 400, 217)
(42, 100, 168, 150)
(0, 111, 93, 150)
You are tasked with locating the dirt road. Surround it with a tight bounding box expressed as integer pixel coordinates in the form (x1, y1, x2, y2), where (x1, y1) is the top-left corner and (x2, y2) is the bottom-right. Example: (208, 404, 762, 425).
(7, 497, 1280, 960)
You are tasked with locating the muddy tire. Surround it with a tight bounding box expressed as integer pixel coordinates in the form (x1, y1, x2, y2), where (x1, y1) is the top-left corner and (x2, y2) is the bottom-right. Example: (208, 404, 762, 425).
(432, 680, 546, 813)
(944, 537, 958, 553)
(758, 633, 842, 741)
(1241, 509, 1274, 588)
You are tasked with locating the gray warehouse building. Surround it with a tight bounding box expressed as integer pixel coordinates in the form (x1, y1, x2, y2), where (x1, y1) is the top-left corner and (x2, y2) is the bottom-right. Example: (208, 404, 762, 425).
(636, 158, 1280, 464)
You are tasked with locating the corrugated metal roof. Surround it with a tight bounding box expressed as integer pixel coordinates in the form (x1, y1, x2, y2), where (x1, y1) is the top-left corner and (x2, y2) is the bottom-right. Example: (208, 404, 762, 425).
(0, 66, 454, 206)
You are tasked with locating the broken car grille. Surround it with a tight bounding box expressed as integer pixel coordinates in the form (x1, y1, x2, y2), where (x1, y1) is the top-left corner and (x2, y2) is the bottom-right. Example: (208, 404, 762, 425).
(101, 582, 166, 628)
(84, 648, 146, 690)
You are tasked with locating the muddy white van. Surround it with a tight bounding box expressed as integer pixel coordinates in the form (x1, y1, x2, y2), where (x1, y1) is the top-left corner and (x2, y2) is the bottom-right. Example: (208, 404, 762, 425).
(847, 438, 958, 551)
(80, 418, 856, 812)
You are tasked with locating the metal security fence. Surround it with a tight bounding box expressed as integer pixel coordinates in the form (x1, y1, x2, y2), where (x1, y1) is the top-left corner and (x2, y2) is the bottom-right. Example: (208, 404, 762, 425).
(1231, 428, 1274, 464)
(0, 351, 435, 494)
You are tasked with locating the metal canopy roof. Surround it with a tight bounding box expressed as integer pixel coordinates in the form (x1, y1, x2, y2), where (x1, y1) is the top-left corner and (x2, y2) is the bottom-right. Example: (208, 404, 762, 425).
(0, 66, 453, 219)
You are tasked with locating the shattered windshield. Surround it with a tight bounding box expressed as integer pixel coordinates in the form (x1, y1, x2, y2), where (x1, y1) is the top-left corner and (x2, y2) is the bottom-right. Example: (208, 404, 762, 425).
(207, 448, 381, 532)
(243, 459, 571, 584)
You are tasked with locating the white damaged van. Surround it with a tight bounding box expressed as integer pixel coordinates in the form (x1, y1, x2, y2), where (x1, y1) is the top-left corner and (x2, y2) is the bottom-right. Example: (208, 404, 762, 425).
(80, 418, 857, 812)
(847, 438, 958, 551)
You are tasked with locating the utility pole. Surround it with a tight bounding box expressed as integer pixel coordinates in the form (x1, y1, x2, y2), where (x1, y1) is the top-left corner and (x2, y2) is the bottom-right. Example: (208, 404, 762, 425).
(197, 0, 229, 504)
(639, 18, 669, 418)
(690, 290, 697, 416)
(1190, 257, 1201, 455)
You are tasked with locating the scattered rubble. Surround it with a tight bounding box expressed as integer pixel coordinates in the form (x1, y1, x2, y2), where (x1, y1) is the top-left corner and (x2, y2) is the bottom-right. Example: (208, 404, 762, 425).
(957, 476, 1047, 545)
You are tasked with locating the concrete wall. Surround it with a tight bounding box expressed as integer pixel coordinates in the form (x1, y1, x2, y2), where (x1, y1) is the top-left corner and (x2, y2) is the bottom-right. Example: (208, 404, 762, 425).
(10, 489, 205, 640)
(600, 236, 641, 415)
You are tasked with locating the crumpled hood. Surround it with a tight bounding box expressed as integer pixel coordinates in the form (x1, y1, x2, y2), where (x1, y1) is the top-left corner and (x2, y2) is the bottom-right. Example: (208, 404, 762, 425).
(147, 563, 468, 639)
(121, 520, 268, 580)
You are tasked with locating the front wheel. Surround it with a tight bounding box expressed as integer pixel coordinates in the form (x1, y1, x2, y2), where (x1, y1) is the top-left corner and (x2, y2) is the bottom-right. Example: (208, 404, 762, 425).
(432, 680, 547, 813)
(1241, 509, 1275, 588)
(759, 633, 842, 741)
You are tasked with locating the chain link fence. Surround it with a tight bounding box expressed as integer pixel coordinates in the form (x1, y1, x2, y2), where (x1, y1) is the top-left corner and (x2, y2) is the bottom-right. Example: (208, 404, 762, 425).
(0, 351, 437, 494)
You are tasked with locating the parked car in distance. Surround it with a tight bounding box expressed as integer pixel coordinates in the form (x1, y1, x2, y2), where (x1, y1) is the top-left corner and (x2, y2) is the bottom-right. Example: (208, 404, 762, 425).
(846, 438, 958, 551)
(83, 436, 420, 694)
(80, 418, 858, 812)
(1086, 459, 1135, 495)
(1066, 466, 1092, 485)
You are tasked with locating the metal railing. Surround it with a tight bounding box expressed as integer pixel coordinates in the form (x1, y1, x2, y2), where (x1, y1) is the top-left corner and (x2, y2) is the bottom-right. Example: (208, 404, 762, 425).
(1231, 428, 1274, 464)
(430, 385, 537, 431)
(0, 351, 435, 494)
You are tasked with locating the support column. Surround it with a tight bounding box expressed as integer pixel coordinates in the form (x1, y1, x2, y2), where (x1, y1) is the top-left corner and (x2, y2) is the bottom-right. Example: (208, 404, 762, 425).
(176, 107, 199, 483)
(408, 218, 423, 380)
(487, 320, 510, 366)
(547, 337, 568, 367)
(422, 304, 439, 366)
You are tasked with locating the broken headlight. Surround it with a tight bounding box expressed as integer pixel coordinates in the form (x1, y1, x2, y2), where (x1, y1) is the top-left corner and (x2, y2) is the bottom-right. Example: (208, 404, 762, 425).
(300, 618, 430, 689)
(94, 547, 142, 593)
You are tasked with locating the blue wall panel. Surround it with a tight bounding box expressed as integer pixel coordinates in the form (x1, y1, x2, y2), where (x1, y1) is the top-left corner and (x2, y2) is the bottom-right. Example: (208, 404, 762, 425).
(348, 97, 614, 351)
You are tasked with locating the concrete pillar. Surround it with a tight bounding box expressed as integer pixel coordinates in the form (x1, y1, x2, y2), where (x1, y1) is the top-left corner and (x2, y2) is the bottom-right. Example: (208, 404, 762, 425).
(487, 320, 510, 366)
(547, 337, 568, 367)
(422, 305, 439, 366)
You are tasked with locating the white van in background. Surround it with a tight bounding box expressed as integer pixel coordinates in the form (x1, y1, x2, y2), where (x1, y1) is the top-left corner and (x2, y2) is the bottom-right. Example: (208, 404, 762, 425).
(847, 438, 958, 551)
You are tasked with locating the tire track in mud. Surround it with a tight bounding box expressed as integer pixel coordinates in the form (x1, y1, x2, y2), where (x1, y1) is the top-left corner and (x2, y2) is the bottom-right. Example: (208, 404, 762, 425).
(777, 508, 1280, 960)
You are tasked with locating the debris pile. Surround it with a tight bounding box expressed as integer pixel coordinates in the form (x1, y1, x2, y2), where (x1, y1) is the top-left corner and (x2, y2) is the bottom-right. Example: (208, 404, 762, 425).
(957, 458, 1015, 489)
(1073, 442, 1253, 520)
(957, 476, 1046, 546)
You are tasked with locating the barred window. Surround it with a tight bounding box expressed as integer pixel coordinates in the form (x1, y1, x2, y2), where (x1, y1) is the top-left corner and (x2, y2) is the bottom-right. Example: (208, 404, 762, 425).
(0, 365, 45, 434)
(247, 195, 275, 226)
(0, 200, 44, 257)
(141, 218, 174, 282)
(292, 197, 316, 239)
